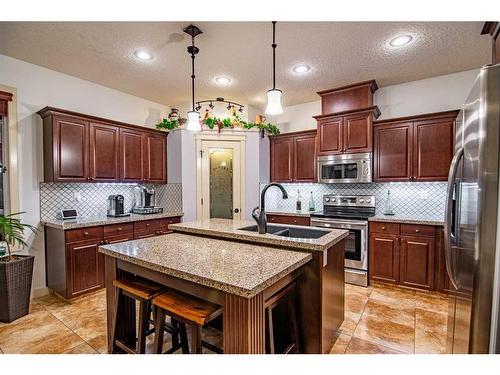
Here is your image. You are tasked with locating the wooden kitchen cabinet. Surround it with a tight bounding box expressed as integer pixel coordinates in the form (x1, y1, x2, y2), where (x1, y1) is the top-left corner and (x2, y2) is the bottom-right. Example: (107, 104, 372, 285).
(38, 107, 168, 183)
(369, 233, 400, 284)
(373, 110, 458, 182)
(343, 111, 372, 153)
(399, 235, 435, 290)
(266, 214, 311, 226)
(317, 116, 343, 155)
(270, 130, 316, 183)
(67, 238, 104, 298)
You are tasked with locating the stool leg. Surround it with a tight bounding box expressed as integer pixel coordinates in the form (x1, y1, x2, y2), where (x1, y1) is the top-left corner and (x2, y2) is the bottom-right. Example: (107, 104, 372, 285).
(288, 289, 300, 354)
(137, 299, 149, 354)
(267, 306, 275, 354)
(110, 288, 122, 354)
(153, 306, 166, 354)
(191, 324, 202, 354)
(179, 322, 190, 354)
(171, 318, 180, 348)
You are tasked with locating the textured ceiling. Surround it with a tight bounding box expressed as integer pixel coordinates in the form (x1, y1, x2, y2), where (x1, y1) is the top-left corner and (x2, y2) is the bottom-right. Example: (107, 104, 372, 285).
(0, 22, 490, 108)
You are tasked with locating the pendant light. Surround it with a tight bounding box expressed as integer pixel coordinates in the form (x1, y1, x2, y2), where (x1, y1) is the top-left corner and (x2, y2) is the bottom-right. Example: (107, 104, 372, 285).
(265, 21, 283, 116)
(183, 24, 203, 131)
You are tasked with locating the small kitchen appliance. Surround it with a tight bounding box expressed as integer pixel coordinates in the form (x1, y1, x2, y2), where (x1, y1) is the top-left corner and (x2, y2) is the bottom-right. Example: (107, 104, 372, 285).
(317, 152, 372, 184)
(107, 195, 130, 217)
(132, 186, 163, 215)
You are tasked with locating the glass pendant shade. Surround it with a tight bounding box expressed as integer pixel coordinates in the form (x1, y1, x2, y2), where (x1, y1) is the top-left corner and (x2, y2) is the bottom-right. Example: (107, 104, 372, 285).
(265, 89, 283, 116)
(186, 111, 201, 131)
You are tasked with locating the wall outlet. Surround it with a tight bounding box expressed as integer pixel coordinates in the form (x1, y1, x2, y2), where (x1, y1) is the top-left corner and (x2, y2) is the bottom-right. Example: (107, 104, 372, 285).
(419, 190, 428, 200)
(74, 192, 82, 202)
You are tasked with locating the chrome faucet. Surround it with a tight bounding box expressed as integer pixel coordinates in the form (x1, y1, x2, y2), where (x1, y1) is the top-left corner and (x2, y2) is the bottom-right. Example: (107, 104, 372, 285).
(252, 183, 289, 234)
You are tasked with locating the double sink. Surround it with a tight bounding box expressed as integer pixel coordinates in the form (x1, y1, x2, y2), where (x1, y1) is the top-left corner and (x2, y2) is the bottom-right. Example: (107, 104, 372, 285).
(238, 224, 330, 239)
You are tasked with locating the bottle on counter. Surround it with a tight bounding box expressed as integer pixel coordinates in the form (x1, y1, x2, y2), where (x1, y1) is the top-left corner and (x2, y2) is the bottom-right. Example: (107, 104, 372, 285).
(383, 190, 395, 215)
(309, 191, 316, 212)
(296, 190, 302, 211)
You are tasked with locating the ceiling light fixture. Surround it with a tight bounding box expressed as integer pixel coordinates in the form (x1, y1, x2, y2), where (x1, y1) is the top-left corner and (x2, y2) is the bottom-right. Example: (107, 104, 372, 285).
(389, 35, 413, 47)
(183, 24, 203, 132)
(265, 21, 283, 116)
(292, 64, 311, 73)
(134, 50, 153, 60)
(215, 76, 231, 85)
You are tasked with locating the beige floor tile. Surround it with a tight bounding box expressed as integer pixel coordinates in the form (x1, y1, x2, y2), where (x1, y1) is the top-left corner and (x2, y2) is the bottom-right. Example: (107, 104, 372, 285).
(345, 283, 372, 297)
(369, 286, 416, 309)
(353, 314, 415, 353)
(87, 334, 108, 354)
(345, 337, 405, 354)
(338, 311, 361, 335)
(362, 298, 415, 327)
(414, 292, 448, 314)
(415, 308, 447, 354)
(329, 332, 351, 354)
(63, 342, 98, 354)
(345, 289, 370, 315)
(0, 310, 85, 354)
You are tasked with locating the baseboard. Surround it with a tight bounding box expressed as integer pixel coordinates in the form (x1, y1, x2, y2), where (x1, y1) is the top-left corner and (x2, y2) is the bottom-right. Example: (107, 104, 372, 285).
(30, 286, 50, 299)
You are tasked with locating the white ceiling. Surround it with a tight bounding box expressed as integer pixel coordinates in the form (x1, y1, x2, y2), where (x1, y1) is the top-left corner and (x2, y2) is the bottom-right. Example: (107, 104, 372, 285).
(0, 22, 490, 108)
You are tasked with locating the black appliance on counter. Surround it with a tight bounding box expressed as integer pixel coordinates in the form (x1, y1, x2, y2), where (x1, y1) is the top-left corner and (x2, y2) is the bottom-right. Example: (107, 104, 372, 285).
(107, 195, 130, 217)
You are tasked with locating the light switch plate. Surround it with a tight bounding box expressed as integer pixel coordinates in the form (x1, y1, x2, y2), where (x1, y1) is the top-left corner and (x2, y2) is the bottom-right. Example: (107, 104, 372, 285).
(419, 190, 428, 200)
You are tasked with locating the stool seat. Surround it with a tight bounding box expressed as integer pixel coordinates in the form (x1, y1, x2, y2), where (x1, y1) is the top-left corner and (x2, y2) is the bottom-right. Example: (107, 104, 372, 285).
(113, 277, 164, 300)
(152, 290, 222, 326)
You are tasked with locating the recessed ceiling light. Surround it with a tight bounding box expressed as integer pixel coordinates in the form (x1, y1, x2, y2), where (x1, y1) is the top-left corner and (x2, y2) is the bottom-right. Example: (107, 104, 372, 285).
(292, 64, 311, 73)
(215, 76, 231, 85)
(134, 50, 153, 60)
(389, 35, 413, 47)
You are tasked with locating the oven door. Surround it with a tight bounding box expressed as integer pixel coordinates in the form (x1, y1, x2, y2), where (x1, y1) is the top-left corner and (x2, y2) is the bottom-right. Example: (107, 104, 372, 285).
(317, 154, 372, 183)
(310, 218, 368, 271)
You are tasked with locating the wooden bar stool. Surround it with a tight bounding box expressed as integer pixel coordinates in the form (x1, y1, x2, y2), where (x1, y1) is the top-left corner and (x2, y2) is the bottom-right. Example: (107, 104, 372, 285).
(152, 290, 223, 354)
(111, 276, 186, 354)
(265, 282, 300, 354)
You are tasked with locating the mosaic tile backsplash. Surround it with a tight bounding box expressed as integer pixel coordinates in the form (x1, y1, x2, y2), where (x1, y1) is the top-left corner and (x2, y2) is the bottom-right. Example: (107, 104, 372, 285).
(260, 182, 447, 217)
(40, 182, 182, 220)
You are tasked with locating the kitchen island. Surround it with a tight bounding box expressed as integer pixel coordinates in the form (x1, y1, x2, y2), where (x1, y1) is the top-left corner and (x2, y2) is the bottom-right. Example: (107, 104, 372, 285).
(99, 219, 348, 354)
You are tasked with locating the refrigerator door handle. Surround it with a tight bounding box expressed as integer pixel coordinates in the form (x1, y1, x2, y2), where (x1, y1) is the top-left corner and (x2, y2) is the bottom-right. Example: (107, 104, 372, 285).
(444, 146, 464, 290)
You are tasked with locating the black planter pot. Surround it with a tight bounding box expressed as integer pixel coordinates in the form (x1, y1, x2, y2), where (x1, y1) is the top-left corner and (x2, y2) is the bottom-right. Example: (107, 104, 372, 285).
(0, 255, 35, 323)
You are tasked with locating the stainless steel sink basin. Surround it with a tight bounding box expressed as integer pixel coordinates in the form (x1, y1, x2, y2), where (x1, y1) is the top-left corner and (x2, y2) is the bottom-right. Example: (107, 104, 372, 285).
(238, 224, 330, 239)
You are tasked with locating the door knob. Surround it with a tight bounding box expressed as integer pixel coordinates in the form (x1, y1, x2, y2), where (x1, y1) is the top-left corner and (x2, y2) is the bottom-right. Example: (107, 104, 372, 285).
(234, 208, 239, 213)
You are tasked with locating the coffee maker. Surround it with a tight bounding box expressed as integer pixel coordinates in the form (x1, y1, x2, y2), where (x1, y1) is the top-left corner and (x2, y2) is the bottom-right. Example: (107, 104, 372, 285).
(132, 186, 163, 214)
(107, 195, 130, 217)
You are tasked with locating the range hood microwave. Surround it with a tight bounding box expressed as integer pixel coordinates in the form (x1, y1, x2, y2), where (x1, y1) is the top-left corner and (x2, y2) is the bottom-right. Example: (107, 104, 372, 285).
(317, 152, 372, 184)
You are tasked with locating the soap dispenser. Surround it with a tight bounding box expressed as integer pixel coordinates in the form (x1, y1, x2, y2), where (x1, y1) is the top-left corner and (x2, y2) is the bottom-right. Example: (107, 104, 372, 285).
(383, 190, 395, 215)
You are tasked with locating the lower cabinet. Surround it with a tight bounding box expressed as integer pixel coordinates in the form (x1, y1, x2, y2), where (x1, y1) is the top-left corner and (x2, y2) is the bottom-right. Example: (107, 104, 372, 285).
(266, 214, 311, 226)
(45, 216, 182, 299)
(369, 221, 437, 291)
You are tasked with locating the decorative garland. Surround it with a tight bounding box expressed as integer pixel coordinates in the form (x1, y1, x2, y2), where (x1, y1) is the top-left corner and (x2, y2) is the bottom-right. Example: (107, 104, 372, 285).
(156, 114, 280, 136)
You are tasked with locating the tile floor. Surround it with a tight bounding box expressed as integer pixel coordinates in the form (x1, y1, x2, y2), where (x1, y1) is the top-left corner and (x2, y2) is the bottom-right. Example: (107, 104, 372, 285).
(0, 282, 448, 354)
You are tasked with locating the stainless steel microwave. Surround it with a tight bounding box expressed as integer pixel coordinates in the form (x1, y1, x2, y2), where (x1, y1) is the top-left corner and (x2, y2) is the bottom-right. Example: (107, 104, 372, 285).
(317, 152, 372, 183)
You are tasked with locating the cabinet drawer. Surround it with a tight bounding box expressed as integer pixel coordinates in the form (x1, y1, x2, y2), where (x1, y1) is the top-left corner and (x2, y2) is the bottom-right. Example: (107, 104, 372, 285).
(134, 219, 159, 232)
(401, 224, 435, 237)
(158, 216, 181, 231)
(103, 223, 134, 236)
(134, 230, 158, 240)
(267, 214, 310, 226)
(66, 226, 103, 243)
(369, 222, 400, 235)
(104, 234, 134, 244)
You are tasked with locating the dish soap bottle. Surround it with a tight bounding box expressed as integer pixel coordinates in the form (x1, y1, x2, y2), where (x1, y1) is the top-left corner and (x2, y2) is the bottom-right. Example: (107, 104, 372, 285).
(383, 190, 395, 215)
(296, 190, 302, 211)
(309, 191, 316, 212)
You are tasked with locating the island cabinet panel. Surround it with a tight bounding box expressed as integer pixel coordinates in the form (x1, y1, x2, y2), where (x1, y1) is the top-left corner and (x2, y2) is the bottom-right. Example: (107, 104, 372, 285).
(373, 122, 413, 181)
(317, 116, 343, 155)
(89, 122, 120, 182)
(38, 106, 168, 183)
(373, 110, 458, 182)
(399, 235, 435, 290)
(144, 132, 167, 183)
(67, 238, 104, 298)
(343, 111, 372, 153)
(266, 214, 310, 226)
(369, 234, 400, 284)
(270, 130, 316, 183)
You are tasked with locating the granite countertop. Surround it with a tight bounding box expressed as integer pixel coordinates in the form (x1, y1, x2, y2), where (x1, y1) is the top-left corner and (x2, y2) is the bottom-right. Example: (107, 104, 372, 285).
(368, 213, 445, 226)
(42, 212, 184, 230)
(170, 218, 349, 252)
(99, 233, 312, 298)
(265, 208, 318, 217)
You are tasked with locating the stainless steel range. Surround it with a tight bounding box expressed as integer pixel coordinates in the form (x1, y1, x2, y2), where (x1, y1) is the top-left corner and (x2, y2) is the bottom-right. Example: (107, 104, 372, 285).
(311, 195, 375, 286)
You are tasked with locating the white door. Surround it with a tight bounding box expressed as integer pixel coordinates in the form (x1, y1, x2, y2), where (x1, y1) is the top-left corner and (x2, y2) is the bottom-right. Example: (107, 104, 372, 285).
(199, 140, 244, 221)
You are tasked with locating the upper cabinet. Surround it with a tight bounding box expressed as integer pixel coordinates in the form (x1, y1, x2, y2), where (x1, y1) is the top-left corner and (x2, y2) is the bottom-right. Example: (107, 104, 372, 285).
(481, 22, 500, 65)
(38, 107, 168, 184)
(270, 130, 316, 183)
(314, 80, 380, 156)
(373, 110, 458, 182)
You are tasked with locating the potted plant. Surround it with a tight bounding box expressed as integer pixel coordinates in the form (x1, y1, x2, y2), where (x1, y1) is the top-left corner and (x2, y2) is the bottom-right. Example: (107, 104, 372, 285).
(0, 212, 37, 323)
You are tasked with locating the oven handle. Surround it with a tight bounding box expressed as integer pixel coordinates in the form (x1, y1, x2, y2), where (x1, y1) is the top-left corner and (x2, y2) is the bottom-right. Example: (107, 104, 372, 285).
(311, 218, 367, 229)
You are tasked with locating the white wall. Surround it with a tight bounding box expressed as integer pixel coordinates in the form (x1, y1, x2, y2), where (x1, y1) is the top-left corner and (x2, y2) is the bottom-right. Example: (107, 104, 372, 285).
(0, 54, 169, 295)
(273, 69, 480, 133)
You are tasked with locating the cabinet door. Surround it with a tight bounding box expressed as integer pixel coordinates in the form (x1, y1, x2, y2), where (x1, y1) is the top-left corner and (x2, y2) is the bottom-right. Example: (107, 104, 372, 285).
(294, 133, 316, 182)
(266, 214, 310, 226)
(120, 128, 145, 182)
(369, 233, 400, 284)
(413, 117, 454, 181)
(270, 136, 294, 182)
(144, 132, 167, 183)
(373, 122, 413, 182)
(67, 239, 103, 297)
(53, 115, 89, 181)
(343, 112, 372, 153)
(317, 117, 343, 155)
(400, 235, 435, 290)
(89, 122, 120, 182)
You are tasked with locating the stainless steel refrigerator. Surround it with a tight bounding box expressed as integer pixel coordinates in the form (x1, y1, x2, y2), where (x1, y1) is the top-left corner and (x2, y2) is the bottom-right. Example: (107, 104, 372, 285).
(445, 63, 500, 354)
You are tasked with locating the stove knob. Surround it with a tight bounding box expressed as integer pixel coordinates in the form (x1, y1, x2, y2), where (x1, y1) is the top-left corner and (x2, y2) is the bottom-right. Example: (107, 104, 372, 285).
(359, 198, 364, 203)
(366, 198, 371, 203)
(331, 198, 336, 203)
(325, 198, 330, 202)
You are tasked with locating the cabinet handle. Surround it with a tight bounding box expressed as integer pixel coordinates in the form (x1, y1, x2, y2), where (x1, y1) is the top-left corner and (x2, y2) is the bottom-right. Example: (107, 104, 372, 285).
(415, 229, 420, 233)
(146, 223, 150, 227)
(381, 226, 386, 230)
(83, 232, 89, 236)
(293, 219, 297, 223)
(118, 227, 122, 231)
